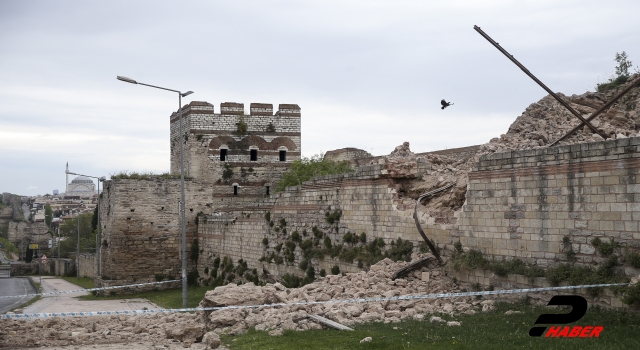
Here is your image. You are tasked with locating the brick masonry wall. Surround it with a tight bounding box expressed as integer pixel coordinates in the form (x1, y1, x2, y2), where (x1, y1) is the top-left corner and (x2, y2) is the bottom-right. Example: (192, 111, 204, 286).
(78, 253, 95, 278)
(456, 136, 640, 268)
(168, 102, 301, 182)
(97, 178, 213, 287)
(197, 164, 455, 277)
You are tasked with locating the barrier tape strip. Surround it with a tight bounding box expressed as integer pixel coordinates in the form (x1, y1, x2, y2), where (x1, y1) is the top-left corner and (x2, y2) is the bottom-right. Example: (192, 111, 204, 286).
(0, 280, 181, 299)
(1, 282, 630, 319)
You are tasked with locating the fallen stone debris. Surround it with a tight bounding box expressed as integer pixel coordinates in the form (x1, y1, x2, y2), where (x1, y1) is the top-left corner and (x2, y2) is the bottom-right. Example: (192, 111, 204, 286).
(1, 257, 477, 348)
(195, 256, 473, 338)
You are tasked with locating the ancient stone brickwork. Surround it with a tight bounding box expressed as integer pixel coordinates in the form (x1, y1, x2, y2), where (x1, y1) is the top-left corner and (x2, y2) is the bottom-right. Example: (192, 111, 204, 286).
(78, 253, 95, 278)
(456, 136, 640, 268)
(168, 101, 301, 185)
(97, 178, 213, 287)
(197, 164, 455, 277)
(424, 145, 481, 162)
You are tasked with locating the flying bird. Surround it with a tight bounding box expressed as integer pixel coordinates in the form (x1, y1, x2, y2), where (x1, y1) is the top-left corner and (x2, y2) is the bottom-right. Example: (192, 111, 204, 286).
(441, 99, 453, 110)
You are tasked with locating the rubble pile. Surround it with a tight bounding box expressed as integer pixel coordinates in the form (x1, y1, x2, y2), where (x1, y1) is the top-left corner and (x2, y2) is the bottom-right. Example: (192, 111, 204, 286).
(0, 312, 213, 349)
(198, 256, 483, 336)
(388, 77, 640, 212)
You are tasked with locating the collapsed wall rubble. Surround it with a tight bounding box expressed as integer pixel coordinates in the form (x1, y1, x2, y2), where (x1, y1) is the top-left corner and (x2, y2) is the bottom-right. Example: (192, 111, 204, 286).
(197, 256, 480, 336)
(383, 75, 640, 214)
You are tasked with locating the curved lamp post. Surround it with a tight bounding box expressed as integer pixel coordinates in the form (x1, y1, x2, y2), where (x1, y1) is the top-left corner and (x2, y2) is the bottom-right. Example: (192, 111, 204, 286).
(66, 171, 105, 276)
(117, 75, 192, 308)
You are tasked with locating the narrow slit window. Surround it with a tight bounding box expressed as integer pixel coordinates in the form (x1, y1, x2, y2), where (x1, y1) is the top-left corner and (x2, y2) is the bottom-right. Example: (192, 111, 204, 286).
(250, 149, 258, 161)
(220, 149, 227, 161)
(233, 185, 238, 196)
(266, 186, 270, 196)
(279, 150, 286, 162)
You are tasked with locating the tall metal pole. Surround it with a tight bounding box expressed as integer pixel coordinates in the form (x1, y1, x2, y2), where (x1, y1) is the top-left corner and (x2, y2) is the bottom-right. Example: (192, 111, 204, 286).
(57, 226, 61, 276)
(96, 180, 100, 276)
(179, 93, 188, 308)
(77, 209, 80, 278)
(116, 76, 191, 308)
(473, 25, 607, 140)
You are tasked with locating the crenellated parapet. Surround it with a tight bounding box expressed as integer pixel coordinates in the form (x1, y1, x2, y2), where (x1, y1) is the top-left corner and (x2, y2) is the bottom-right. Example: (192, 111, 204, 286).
(168, 101, 302, 193)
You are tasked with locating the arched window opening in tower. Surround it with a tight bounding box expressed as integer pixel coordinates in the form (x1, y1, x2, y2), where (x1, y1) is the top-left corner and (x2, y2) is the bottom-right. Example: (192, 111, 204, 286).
(220, 148, 228, 161)
(250, 149, 258, 161)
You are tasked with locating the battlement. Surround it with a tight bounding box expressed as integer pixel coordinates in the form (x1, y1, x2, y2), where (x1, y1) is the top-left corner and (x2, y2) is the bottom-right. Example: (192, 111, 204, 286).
(171, 102, 301, 119)
(250, 103, 273, 116)
(220, 102, 244, 115)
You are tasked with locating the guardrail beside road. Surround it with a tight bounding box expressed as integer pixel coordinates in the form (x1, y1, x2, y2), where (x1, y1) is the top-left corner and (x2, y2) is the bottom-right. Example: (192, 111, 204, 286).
(0, 264, 10, 278)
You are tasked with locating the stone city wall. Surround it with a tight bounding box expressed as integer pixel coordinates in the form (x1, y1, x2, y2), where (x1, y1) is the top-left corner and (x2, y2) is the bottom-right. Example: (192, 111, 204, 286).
(97, 178, 213, 288)
(78, 253, 95, 278)
(197, 164, 455, 278)
(169, 102, 301, 181)
(455, 136, 640, 268)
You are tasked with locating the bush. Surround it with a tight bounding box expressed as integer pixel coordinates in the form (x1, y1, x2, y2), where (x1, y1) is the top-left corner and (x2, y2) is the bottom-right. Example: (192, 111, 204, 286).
(275, 154, 352, 192)
(591, 237, 619, 256)
(331, 265, 340, 275)
(282, 274, 302, 288)
(299, 258, 309, 271)
(386, 238, 414, 262)
(325, 210, 342, 225)
(319, 269, 326, 277)
(453, 241, 463, 254)
(187, 269, 199, 286)
(626, 252, 640, 268)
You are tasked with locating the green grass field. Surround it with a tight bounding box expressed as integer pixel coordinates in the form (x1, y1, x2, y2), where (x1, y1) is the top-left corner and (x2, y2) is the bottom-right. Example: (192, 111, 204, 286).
(60, 276, 95, 289)
(221, 301, 640, 350)
(66, 278, 640, 349)
(77, 285, 212, 309)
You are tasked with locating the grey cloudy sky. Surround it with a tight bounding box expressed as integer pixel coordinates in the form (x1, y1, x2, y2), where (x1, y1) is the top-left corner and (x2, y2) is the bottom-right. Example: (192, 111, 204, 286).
(1, 0, 638, 196)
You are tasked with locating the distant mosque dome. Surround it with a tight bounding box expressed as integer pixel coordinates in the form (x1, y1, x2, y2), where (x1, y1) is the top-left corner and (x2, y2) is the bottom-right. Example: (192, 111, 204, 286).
(71, 176, 94, 184)
(66, 171, 96, 199)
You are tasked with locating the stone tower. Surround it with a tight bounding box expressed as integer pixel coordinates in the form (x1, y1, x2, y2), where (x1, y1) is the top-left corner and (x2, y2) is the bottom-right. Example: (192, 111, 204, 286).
(169, 101, 301, 205)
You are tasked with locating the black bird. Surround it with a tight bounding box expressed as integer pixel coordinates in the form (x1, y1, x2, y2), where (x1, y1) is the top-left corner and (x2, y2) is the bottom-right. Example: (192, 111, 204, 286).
(441, 99, 453, 110)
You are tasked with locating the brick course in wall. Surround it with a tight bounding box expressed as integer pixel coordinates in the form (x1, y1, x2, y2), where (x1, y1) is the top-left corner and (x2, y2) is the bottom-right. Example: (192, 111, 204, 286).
(97, 178, 212, 288)
(457, 136, 640, 268)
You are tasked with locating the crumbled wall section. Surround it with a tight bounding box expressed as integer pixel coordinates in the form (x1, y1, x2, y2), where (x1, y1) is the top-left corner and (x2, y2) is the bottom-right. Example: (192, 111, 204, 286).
(198, 164, 455, 275)
(456, 136, 640, 267)
(97, 178, 213, 287)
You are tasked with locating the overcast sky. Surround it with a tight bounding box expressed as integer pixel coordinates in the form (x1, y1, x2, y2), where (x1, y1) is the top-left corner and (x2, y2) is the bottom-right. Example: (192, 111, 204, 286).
(1, 0, 638, 196)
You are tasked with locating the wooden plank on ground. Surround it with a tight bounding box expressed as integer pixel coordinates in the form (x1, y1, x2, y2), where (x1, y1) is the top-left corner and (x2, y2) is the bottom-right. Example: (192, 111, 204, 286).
(391, 257, 433, 280)
(307, 314, 353, 331)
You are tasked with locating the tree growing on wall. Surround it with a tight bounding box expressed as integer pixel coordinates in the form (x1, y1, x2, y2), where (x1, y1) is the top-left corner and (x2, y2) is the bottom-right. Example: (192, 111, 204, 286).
(58, 213, 95, 258)
(597, 51, 638, 92)
(276, 154, 352, 192)
(44, 204, 53, 228)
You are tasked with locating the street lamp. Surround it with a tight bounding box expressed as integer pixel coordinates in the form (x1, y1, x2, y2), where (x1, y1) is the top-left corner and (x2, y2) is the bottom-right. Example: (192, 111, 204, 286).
(117, 75, 192, 308)
(66, 171, 105, 276)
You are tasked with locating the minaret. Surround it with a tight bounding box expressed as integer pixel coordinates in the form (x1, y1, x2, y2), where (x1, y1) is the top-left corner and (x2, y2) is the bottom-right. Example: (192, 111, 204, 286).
(65, 162, 69, 194)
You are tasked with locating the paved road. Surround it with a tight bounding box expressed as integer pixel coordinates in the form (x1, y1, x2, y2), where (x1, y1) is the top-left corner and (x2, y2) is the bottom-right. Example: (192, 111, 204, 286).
(0, 251, 10, 264)
(0, 277, 36, 314)
(23, 277, 160, 314)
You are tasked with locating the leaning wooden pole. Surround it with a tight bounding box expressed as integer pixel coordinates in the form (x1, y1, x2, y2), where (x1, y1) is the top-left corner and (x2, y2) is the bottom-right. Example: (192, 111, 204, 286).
(412, 182, 456, 265)
(473, 25, 608, 140)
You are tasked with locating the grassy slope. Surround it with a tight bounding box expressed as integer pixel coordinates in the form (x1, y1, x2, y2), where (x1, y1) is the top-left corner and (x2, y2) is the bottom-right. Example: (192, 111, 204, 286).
(59, 276, 95, 290)
(77, 286, 212, 309)
(222, 301, 640, 350)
